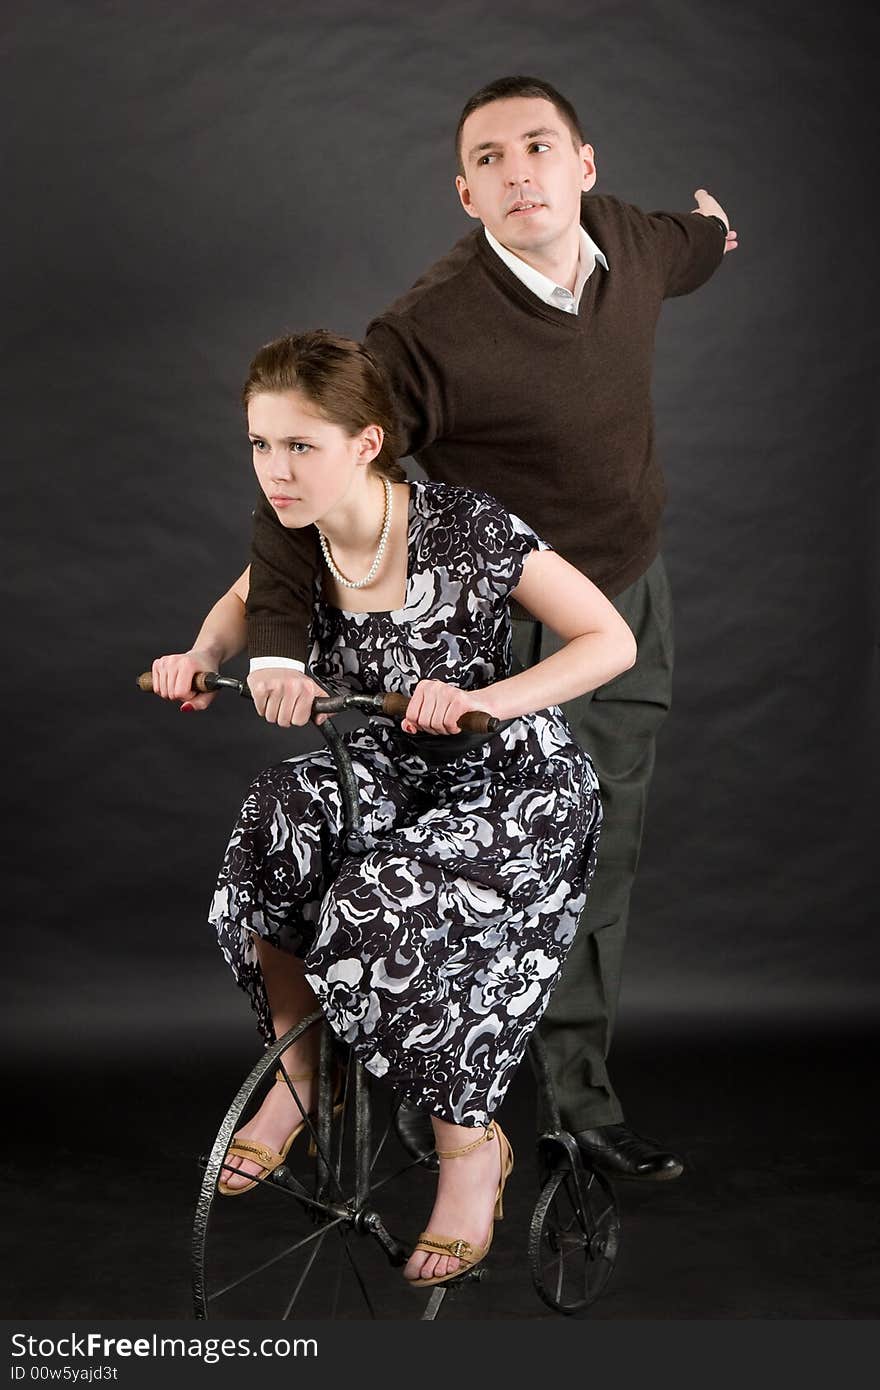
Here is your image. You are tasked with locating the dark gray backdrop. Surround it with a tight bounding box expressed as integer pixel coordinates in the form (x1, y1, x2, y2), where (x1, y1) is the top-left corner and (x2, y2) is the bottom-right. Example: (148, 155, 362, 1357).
(3, 0, 877, 1057)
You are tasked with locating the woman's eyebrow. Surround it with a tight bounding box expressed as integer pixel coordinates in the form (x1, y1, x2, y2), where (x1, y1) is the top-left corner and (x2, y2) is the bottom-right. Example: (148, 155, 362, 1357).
(249, 433, 319, 442)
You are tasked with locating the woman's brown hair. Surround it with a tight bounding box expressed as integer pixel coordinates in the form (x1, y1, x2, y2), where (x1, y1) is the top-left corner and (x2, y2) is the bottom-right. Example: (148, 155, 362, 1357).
(242, 330, 406, 483)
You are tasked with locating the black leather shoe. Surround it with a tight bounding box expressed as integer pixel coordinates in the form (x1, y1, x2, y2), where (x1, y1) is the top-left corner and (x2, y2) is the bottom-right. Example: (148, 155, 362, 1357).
(393, 1102, 439, 1170)
(573, 1124, 684, 1181)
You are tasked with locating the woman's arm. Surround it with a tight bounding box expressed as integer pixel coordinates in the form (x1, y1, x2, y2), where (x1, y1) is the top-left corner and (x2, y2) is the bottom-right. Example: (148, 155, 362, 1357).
(402, 550, 636, 733)
(482, 549, 637, 718)
(150, 566, 250, 710)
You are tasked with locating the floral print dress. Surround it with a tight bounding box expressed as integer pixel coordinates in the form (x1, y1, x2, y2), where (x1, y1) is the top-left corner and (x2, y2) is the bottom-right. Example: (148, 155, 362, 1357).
(209, 481, 602, 1126)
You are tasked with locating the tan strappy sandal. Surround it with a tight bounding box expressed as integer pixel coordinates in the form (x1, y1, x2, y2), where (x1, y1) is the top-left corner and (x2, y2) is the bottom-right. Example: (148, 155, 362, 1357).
(218, 1066, 340, 1196)
(407, 1120, 514, 1287)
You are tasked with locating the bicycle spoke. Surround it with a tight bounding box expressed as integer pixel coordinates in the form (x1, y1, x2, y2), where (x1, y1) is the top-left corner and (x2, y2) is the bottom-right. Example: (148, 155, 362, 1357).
(207, 1211, 350, 1302)
(372, 1093, 409, 1176)
(280, 1230, 328, 1319)
(336, 1227, 376, 1319)
(329, 1229, 346, 1320)
(216, 1157, 340, 1217)
(334, 1068, 351, 1179)
(272, 1078, 338, 1194)
(370, 1152, 436, 1195)
(368, 1110, 395, 1174)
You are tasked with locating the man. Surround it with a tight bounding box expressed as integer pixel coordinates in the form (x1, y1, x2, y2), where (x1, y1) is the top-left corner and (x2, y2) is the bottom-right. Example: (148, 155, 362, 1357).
(241, 75, 737, 1179)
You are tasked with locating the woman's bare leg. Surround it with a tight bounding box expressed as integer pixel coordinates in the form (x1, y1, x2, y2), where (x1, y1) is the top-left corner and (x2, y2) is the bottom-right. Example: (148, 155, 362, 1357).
(256, 936, 323, 1071)
(402, 1116, 504, 1283)
(222, 938, 323, 1190)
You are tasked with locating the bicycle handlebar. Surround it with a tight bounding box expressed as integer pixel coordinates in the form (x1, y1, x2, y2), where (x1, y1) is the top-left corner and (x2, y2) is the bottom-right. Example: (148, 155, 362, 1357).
(137, 670, 500, 735)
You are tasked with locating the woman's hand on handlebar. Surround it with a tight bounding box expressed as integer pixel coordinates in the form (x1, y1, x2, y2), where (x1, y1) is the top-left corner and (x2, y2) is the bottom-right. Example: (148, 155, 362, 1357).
(151, 649, 220, 711)
(402, 680, 492, 735)
(247, 668, 331, 727)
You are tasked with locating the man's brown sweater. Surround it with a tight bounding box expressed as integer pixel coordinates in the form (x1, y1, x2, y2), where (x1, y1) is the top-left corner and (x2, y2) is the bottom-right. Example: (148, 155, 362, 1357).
(247, 194, 725, 662)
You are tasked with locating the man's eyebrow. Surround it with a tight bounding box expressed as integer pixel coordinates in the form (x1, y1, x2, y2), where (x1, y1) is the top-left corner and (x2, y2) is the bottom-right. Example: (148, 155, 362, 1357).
(467, 126, 561, 160)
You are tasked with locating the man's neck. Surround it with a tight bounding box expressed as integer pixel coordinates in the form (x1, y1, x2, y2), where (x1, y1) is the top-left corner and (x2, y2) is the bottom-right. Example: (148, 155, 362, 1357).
(495, 223, 582, 292)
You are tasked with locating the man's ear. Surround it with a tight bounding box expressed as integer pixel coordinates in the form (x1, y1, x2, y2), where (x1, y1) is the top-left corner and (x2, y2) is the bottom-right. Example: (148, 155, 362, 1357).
(455, 174, 481, 220)
(580, 143, 598, 192)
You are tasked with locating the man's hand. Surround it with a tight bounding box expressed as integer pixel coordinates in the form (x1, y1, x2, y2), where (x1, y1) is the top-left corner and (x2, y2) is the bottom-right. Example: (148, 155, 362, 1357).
(247, 667, 330, 727)
(151, 649, 220, 712)
(693, 188, 738, 253)
(401, 679, 488, 735)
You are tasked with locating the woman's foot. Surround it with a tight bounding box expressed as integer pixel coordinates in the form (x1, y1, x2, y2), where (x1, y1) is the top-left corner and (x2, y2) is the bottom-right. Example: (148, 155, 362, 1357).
(221, 1068, 318, 1192)
(403, 1121, 505, 1283)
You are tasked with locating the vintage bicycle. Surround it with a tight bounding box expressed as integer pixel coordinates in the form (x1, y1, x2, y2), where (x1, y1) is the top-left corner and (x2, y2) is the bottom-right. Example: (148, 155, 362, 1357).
(138, 669, 620, 1319)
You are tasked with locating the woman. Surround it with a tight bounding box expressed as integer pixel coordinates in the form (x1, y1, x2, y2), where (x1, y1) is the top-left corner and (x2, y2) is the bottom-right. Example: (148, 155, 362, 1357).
(151, 330, 636, 1287)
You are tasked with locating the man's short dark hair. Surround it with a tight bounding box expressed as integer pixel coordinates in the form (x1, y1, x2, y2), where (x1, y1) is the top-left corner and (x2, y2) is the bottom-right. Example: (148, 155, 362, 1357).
(455, 75, 585, 173)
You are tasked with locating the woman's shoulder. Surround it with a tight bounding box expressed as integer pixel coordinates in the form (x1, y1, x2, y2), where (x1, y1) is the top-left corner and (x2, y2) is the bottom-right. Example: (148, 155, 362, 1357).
(412, 480, 545, 554)
(409, 480, 546, 586)
(411, 479, 514, 529)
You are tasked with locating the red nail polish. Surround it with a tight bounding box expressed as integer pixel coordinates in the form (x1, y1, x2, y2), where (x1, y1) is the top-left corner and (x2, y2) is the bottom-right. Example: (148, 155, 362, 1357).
(180, 702, 194, 712)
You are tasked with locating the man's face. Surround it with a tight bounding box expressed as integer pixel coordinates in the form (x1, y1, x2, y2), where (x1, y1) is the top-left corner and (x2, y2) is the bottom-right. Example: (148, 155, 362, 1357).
(455, 96, 596, 254)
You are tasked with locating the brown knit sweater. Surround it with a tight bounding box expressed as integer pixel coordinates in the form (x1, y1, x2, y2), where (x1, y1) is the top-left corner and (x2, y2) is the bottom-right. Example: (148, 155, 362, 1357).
(247, 194, 725, 662)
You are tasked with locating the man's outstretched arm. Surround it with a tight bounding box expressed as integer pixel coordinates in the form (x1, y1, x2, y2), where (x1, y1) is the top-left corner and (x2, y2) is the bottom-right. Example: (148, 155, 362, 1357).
(637, 185, 737, 297)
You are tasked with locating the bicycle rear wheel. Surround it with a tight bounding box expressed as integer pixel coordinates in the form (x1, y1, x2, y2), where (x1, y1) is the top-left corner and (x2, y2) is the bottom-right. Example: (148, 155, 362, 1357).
(528, 1165, 619, 1314)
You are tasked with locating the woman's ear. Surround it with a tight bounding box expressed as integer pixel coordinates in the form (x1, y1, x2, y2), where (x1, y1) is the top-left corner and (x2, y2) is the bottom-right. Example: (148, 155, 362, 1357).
(357, 424, 384, 465)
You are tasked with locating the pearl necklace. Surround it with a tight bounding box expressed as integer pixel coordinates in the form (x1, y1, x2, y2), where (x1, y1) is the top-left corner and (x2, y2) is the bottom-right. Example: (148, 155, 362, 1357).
(318, 476, 393, 589)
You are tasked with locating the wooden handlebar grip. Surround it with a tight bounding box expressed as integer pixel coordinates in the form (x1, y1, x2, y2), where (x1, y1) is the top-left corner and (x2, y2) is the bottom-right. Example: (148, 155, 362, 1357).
(136, 670, 217, 693)
(458, 711, 499, 734)
(381, 693, 410, 718)
(380, 692, 498, 734)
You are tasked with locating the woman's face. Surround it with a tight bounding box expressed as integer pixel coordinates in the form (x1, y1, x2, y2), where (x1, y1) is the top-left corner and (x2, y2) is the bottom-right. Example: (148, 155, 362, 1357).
(247, 389, 375, 529)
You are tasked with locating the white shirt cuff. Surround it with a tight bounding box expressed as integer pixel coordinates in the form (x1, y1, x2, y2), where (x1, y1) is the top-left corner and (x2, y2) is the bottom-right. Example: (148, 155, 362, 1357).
(249, 657, 305, 674)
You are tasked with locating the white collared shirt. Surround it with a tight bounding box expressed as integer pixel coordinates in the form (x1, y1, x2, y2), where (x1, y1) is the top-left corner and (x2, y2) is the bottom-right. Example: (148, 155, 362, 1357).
(484, 223, 609, 314)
